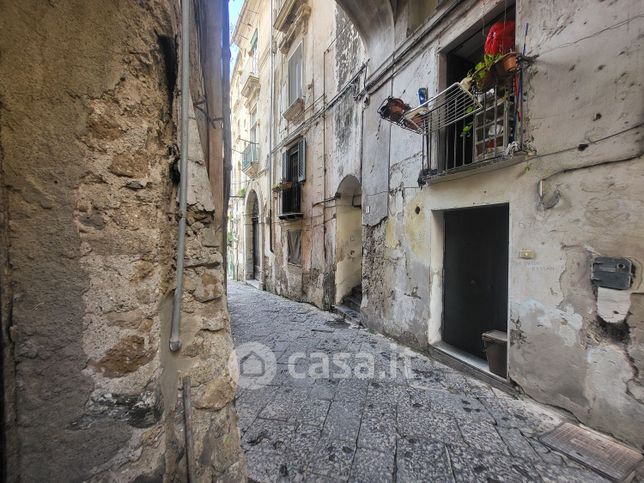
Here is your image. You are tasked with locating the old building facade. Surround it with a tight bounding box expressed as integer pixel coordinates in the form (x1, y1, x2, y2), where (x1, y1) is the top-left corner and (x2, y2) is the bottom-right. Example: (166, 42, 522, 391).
(1, 0, 244, 480)
(231, 0, 644, 450)
(231, 0, 367, 310)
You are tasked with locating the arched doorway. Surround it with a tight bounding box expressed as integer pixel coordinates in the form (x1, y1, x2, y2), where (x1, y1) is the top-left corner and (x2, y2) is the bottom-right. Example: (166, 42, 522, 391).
(335, 175, 362, 307)
(245, 190, 262, 282)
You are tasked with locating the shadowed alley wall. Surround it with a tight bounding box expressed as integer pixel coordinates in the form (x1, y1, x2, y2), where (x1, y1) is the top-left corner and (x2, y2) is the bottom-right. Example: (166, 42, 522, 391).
(0, 0, 244, 480)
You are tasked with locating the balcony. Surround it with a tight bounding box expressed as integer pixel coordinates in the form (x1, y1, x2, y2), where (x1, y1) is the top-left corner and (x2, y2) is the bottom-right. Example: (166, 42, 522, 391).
(241, 144, 259, 177)
(274, 0, 310, 53)
(282, 97, 304, 123)
(240, 58, 259, 101)
(383, 57, 530, 183)
(274, 0, 305, 32)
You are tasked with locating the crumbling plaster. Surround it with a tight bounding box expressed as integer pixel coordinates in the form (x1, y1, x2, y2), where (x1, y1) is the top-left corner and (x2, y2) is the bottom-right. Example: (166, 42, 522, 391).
(356, 0, 644, 448)
(0, 0, 244, 480)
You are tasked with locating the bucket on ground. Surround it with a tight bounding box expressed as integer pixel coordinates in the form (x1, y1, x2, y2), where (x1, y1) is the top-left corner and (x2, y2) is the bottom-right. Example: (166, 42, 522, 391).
(482, 330, 507, 378)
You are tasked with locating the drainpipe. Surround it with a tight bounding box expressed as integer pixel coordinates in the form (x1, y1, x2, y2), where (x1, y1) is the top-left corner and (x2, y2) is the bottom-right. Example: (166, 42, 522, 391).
(170, 0, 190, 352)
(222, 0, 232, 290)
(266, 0, 275, 288)
(322, 38, 328, 297)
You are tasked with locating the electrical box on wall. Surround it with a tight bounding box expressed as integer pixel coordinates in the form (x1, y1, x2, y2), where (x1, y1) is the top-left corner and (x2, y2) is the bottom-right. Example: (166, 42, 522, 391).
(591, 257, 633, 290)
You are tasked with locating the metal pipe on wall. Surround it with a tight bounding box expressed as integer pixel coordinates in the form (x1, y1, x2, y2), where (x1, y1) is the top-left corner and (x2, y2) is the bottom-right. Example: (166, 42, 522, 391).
(267, 0, 275, 270)
(170, 0, 191, 352)
(222, 0, 232, 289)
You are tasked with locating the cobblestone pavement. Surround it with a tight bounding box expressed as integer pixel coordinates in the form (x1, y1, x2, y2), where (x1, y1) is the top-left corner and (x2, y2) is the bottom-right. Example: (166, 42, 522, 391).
(229, 281, 607, 482)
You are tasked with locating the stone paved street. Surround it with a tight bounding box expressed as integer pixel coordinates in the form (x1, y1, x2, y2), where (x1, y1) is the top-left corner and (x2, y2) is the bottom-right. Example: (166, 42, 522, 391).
(229, 281, 607, 482)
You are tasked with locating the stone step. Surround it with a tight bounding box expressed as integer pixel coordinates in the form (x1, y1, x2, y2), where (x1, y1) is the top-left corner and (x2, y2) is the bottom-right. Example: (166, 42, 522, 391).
(332, 304, 362, 326)
(342, 295, 361, 312)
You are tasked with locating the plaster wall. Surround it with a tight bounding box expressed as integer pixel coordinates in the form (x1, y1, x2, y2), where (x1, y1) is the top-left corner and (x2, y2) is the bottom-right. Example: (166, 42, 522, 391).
(356, 0, 644, 448)
(0, 0, 244, 479)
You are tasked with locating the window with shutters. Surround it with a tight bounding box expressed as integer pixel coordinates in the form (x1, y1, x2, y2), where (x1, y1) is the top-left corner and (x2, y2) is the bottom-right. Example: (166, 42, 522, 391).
(279, 137, 306, 218)
(250, 29, 258, 73)
(288, 43, 302, 105)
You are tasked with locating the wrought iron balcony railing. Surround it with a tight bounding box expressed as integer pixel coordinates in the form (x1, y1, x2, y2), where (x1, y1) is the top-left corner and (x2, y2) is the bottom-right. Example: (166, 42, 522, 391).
(380, 56, 531, 181)
(241, 144, 258, 173)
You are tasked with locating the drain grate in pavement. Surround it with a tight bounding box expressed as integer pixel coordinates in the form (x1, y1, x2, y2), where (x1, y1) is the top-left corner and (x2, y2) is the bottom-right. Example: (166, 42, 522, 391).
(540, 423, 643, 481)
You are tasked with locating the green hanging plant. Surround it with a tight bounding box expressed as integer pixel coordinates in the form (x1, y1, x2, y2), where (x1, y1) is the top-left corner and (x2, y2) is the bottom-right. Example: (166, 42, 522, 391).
(468, 53, 503, 92)
(460, 106, 476, 138)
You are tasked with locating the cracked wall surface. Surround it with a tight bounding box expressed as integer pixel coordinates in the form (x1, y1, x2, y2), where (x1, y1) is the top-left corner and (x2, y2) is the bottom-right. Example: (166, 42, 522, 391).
(354, 0, 644, 449)
(0, 0, 244, 480)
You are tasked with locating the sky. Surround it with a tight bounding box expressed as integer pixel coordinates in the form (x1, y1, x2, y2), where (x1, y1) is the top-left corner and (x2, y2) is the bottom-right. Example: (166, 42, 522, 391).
(229, 0, 244, 73)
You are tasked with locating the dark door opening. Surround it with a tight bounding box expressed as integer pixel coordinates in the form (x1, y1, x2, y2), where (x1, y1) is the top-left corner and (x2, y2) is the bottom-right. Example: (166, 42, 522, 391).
(442, 204, 509, 360)
(251, 202, 260, 279)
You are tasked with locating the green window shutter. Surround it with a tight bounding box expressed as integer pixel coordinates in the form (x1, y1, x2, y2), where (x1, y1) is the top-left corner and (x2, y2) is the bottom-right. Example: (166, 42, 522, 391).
(297, 138, 306, 182)
(282, 150, 289, 180)
(250, 29, 258, 53)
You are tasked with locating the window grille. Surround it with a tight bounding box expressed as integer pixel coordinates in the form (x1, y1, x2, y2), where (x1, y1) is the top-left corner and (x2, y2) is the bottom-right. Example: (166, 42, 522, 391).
(430, 80, 520, 175)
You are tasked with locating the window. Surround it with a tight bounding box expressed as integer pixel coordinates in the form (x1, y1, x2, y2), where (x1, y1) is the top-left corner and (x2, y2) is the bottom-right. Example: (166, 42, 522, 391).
(287, 229, 302, 265)
(250, 108, 258, 145)
(288, 44, 302, 105)
(432, 6, 519, 176)
(250, 29, 259, 74)
(279, 138, 306, 217)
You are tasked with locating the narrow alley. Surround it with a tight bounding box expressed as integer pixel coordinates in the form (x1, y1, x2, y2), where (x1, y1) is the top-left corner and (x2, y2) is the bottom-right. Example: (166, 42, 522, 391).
(229, 282, 607, 482)
(2, 0, 643, 480)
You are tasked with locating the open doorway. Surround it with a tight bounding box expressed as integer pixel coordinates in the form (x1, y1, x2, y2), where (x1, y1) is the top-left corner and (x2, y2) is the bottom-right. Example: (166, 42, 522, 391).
(335, 175, 362, 310)
(244, 190, 261, 282)
(442, 204, 509, 362)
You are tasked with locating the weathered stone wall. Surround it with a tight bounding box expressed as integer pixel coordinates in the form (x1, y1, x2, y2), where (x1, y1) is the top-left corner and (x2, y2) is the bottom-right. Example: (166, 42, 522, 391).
(352, 0, 644, 448)
(0, 0, 244, 480)
(230, 0, 365, 310)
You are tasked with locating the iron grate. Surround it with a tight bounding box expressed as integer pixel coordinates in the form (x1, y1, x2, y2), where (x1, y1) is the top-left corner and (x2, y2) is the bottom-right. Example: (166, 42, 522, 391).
(540, 423, 643, 481)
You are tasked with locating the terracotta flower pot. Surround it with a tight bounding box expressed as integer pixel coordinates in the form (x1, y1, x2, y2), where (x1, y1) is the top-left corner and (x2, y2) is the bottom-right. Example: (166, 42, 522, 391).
(378, 97, 411, 123)
(495, 52, 518, 78)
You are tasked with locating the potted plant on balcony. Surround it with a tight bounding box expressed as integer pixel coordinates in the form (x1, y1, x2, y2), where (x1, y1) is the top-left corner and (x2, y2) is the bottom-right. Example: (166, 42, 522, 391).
(495, 51, 518, 79)
(280, 179, 293, 190)
(272, 183, 282, 193)
(469, 54, 499, 92)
